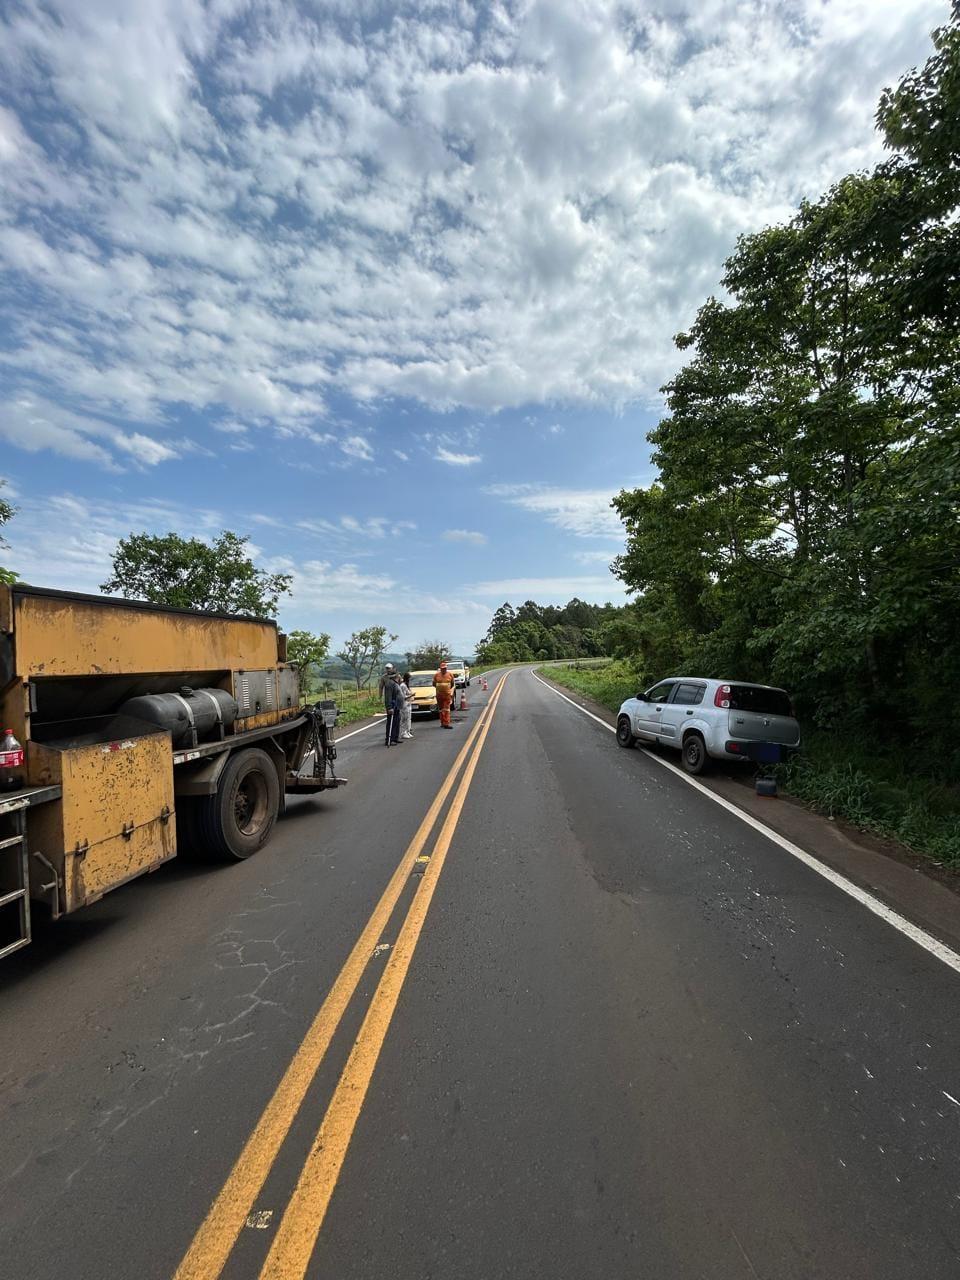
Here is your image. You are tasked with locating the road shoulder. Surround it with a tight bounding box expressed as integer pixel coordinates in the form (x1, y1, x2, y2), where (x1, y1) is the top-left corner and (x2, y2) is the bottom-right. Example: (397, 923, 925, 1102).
(535, 668, 960, 957)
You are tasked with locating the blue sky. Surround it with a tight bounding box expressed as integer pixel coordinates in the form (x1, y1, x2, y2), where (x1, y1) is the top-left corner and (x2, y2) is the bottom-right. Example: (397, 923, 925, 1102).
(0, 0, 944, 653)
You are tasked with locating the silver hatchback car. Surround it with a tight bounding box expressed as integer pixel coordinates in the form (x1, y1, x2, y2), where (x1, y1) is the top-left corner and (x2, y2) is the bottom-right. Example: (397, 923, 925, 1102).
(616, 677, 800, 775)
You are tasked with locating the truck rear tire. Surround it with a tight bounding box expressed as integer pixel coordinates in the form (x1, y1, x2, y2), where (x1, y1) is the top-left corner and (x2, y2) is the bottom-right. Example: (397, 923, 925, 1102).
(198, 747, 280, 861)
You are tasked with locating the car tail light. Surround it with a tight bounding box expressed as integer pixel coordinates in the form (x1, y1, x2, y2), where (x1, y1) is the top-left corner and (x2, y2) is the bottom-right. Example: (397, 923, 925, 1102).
(714, 683, 731, 709)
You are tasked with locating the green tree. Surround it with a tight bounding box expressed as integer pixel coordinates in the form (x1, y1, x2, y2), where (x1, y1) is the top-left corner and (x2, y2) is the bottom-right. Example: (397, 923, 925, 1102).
(475, 597, 633, 665)
(613, 6, 960, 754)
(409, 639, 452, 668)
(336, 626, 398, 691)
(285, 630, 331, 695)
(102, 530, 292, 617)
(475, 639, 514, 667)
(483, 602, 516, 644)
(515, 600, 543, 623)
(0, 483, 16, 586)
(560, 597, 595, 630)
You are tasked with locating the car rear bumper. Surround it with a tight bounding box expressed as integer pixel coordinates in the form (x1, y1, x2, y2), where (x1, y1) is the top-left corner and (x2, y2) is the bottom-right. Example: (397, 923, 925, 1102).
(723, 739, 799, 763)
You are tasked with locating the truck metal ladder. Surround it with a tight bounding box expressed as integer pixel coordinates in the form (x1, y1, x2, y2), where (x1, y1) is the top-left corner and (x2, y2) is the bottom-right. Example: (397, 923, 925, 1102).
(0, 795, 31, 958)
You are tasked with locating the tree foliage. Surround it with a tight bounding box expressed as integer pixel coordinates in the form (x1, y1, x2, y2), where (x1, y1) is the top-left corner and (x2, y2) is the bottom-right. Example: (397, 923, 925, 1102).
(0, 483, 16, 586)
(613, 11, 960, 767)
(285, 630, 331, 690)
(336, 626, 398, 690)
(102, 530, 292, 617)
(475, 598, 625, 665)
(406, 639, 452, 668)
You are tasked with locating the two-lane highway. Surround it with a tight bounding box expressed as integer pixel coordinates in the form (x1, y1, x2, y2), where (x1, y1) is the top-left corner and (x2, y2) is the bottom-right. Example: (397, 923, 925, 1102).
(2, 669, 960, 1279)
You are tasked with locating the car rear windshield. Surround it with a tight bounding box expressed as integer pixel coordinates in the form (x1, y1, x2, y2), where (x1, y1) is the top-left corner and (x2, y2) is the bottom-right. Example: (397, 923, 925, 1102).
(726, 685, 793, 716)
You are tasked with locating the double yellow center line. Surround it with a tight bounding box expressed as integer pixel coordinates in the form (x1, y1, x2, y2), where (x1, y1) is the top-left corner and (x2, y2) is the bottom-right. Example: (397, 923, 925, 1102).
(174, 672, 509, 1280)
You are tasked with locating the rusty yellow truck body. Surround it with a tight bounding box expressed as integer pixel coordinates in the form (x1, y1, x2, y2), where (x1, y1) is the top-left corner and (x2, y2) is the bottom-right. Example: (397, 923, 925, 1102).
(0, 584, 341, 959)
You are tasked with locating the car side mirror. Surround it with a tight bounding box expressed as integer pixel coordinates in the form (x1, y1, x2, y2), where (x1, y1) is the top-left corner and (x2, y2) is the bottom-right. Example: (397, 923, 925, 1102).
(635, 691, 647, 702)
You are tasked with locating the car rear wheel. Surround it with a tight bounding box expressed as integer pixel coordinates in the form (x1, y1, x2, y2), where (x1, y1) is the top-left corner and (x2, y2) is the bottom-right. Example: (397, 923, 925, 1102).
(681, 732, 707, 775)
(616, 716, 635, 749)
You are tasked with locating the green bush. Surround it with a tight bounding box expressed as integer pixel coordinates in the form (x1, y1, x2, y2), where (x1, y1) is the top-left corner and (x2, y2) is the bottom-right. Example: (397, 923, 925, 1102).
(776, 734, 960, 864)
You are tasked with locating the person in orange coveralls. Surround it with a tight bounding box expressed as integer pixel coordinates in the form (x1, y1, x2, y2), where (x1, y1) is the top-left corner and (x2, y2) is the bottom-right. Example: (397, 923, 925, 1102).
(433, 660, 456, 728)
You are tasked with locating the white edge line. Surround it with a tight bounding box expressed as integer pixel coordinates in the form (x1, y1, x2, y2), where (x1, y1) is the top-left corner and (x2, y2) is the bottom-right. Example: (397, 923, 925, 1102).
(337, 716, 386, 742)
(531, 669, 960, 978)
(301, 714, 386, 762)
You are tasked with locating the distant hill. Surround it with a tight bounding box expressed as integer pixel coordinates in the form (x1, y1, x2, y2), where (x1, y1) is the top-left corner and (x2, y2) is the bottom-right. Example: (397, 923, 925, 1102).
(316, 652, 473, 685)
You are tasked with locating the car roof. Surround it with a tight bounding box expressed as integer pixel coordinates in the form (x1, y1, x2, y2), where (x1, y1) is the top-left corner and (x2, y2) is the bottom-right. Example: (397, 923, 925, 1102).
(663, 675, 787, 692)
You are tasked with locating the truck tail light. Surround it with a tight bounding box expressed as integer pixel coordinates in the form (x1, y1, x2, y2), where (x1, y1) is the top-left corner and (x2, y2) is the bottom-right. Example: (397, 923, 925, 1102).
(714, 683, 731, 709)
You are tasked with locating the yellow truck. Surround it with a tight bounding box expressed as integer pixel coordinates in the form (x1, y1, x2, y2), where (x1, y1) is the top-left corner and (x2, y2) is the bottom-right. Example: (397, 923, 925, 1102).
(0, 583, 343, 960)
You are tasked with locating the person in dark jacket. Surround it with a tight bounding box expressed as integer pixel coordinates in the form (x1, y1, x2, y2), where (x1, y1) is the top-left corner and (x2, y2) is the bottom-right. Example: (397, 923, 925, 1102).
(383, 667, 403, 746)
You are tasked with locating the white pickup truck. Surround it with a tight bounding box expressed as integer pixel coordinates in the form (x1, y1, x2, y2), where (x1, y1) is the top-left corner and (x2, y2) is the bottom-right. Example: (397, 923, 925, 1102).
(446, 661, 470, 688)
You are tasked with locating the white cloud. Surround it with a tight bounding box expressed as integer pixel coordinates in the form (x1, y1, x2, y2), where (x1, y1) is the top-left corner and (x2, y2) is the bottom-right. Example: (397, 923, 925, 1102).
(1, 490, 445, 630)
(297, 515, 414, 540)
(436, 447, 482, 467)
(1, 492, 225, 594)
(443, 528, 488, 545)
(112, 432, 179, 466)
(486, 484, 624, 538)
(263, 555, 491, 630)
(0, 0, 941, 453)
(0, 394, 180, 471)
(340, 436, 374, 462)
(573, 549, 620, 565)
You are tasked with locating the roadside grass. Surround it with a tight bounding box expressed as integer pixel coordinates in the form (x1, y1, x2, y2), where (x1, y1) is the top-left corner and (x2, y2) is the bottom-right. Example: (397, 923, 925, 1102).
(306, 682, 383, 726)
(776, 738, 960, 865)
(539, 661, 960, 867)
(540, 659, 638, 711)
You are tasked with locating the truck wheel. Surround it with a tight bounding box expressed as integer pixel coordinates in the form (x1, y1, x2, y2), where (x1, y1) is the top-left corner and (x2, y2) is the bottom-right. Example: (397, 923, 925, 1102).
(616, 716, 635, 749)
(681, 733, 707, 775)
(199, 748, 280, 861)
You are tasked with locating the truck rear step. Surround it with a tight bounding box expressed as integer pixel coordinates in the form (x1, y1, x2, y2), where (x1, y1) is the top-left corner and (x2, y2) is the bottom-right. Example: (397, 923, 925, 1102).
(0, 799, 30, 958)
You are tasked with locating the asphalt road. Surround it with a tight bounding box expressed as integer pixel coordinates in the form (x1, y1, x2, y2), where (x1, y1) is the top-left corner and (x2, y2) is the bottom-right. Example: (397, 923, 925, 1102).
(2, 669, 960, 1280)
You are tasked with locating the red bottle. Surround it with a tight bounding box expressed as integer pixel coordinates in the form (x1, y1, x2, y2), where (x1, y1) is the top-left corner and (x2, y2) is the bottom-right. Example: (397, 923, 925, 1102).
(0, 729, 24, 793)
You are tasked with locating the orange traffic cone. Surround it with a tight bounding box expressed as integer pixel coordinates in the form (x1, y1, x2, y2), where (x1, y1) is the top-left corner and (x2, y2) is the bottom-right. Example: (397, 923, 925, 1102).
(460, 686, 469, 710)
(481, 677, 488, 692)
